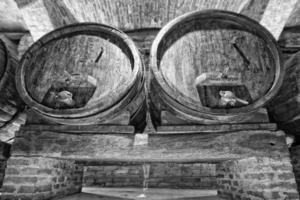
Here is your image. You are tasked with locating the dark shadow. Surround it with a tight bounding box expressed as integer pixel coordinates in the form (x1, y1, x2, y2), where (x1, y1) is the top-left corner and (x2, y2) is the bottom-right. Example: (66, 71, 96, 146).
(15, 0, 40, 9)
(58, 192, 134, 200)
(166, 196, 222, 200)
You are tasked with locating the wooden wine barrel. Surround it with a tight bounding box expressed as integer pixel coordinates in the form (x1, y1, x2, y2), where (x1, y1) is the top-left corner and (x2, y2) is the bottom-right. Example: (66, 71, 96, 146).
(0, 38, 24, 130)
(16, 23, 146, 130)
(150, 10, 284, 125)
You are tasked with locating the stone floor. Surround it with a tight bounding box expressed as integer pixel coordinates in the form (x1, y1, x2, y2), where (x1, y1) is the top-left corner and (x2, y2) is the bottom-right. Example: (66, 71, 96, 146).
(57, 187, 222, 200)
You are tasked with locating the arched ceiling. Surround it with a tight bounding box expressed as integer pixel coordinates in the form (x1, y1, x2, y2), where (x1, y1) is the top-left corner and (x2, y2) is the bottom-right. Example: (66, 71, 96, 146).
(0, 0, 27, 32)
(8, 0, 299, 41)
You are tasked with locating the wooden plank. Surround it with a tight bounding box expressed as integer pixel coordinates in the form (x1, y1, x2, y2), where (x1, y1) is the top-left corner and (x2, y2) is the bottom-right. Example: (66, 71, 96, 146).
(260, 0, 298, 40)
(160, 108, 270, 126)
(14, 0, 55, 40)
(12, 129, 288, 162)
(156, 123, 277, 134)
(240, 0, 269, 22)
(279, 26, 300, 49)
(76, 158, 226, 165)
(18, 124, 134, 134)
(285, 0, 300, 27)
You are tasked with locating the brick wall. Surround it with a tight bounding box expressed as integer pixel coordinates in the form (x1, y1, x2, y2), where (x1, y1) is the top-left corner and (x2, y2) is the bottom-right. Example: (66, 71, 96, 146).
(290, 145, 300, 192)
(0, 159, 6, 187)
(1, 156, 83, 200)
(83, 163, 216, 189)
(216, 157, 299, 200)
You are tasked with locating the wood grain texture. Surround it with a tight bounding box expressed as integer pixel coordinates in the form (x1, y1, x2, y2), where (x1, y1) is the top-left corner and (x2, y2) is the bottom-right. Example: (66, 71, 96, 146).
(14, 0, 55, 40)
(62, 0, 249, 30)
(12, 0, 300, 42)
(15, 0, 253, 41)
(240, 0, 269, 22)
(19, 124, 134, 134)
(285, 0, 300, 27)
(160, 28, 275, 103)
(16, 24, 146, 129)
(150, 10, 283, 125)
(260, 0, 298, 40)
(24, 34, 132, 107)
(158, 108, 270, 126)
(156, 123, 277, 134)
(12, 128, 288, 162)
(279, 26, 300, 49)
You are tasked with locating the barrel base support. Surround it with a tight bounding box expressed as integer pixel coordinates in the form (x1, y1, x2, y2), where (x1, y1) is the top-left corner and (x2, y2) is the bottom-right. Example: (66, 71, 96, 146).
(4, 129, 300, 200)
(25, 108, 131, 126)
(17, 124, 135, 134)
(156, 123, 277, 134)
(160, 108, 270, 126)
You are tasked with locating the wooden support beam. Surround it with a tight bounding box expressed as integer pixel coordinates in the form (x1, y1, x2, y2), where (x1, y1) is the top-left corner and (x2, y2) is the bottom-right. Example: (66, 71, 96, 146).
(285, 0, 300, 27)
(11, 126, 288, 163)
(14, 0, 55, 40)
(156, 123, 277, 134)
(240, 0, 269, 22)
(279, 26, 300, 49)
(260, 0, 298, 40)
(18, 124, 134, 134)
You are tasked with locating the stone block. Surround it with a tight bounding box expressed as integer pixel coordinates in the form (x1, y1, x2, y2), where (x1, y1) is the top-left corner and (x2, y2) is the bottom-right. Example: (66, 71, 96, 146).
(18, 185, 35, 193)
(1, 185, 17, 193)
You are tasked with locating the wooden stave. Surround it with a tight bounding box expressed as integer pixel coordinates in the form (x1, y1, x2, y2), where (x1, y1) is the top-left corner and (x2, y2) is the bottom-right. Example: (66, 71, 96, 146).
(16, 23, 146, 126)
(150, 10, 284, 122)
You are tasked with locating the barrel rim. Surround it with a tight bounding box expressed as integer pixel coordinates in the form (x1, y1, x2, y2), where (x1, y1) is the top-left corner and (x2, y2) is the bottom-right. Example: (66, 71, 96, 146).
(16, 23, 143, 119)
(150, 9, 284, 118)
